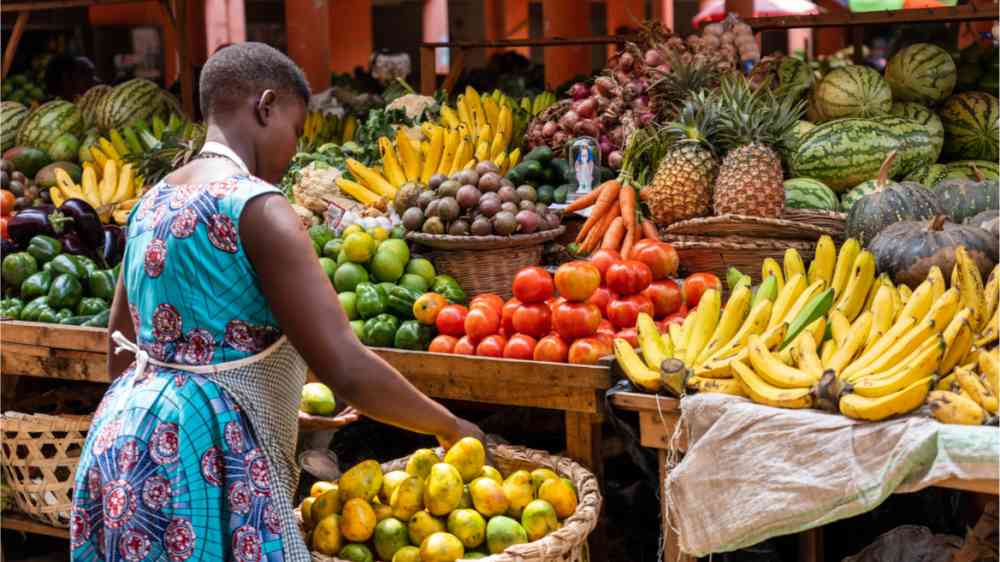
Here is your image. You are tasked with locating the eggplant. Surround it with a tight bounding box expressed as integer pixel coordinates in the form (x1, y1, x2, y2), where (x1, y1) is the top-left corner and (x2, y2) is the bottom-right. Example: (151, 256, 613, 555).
(60, 230, 89, 257)
(100, 225, 125, 267)
(59, 199, 104, 249)
(8, 208, 57, 248)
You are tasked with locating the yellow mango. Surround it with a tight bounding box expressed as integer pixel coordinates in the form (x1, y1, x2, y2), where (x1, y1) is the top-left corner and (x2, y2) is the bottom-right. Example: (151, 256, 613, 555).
(407, 511, 446, 546)
(420, 532, 465, 562)
(406, 448, 439, 480)
(468, 477, 509, 517)
(521, 499, 560, 541)
(538, 478, 577, 519)
(502, 470, 533, 519)
(425, 463, 463, 516)
(300, 496, 317, 529)
(447, 508, 486, 549)
(339, 460, 383, 502)
(530, 468, 559, 496)
(312, 514, 343, 556)
(444, 437, 486, 482)
(389, 476, 424, 521)
(392, 546, 421, 562)
(340, 498, 376, 542)
(380, 470, 411, 503)
(479, 466, 502, 483)
(312, 487, 343, 522)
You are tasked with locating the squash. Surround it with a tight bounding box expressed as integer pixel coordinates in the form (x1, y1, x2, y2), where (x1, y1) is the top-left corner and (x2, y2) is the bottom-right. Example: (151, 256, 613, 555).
(932, 164, 1000, 223)
(869, 215, 999, 288)
(846, 151, 943, 246)
(966, 209, 1000, 237)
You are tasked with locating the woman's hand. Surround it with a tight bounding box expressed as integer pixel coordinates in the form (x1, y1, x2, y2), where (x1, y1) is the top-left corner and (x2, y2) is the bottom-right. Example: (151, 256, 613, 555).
(298, 406, 360, 432)
(436, 417, 486, 450)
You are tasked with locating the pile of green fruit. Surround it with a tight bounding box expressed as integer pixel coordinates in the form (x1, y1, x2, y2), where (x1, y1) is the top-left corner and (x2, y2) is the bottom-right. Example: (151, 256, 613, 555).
(1, 234, 115, 326)
(1, 73, 46, 107)
(505, 146, 615, 205)
(309, 223, 466, 350)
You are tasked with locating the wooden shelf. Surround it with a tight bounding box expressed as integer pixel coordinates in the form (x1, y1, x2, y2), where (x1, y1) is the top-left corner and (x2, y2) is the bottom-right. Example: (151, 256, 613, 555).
(746, 4, 999, 31)
(1, 512, 69, 539)
(0, 0, 140, 13)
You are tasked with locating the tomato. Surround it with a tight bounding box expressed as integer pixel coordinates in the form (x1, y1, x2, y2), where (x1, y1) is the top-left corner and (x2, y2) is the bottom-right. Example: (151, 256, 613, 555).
(662, 311, 686, 326)
(476, 334, 507, 357)
(615, 327, 639, 348)
(465, 306, 500, 341)
(586, 286, 612, 317)
(588, 249, 621, 280)
(546, 296, 566, 315)
(512, 266, 554, 303)
(606, 293, 654, 330)
(605, 260, 653, 295)
(554, 261, 601, 302)
(643, 279, 682, 319)
(683, 272, 722, 308)
(414, 293, 448, 325)
(470, 293, 504, 315)
(552, 301, 601, 339)
(0, 216, 7, 241)
(503, 334, 537, 360)
(631, 240, 679, 280)
(501, 298, 521, 335)
(435, 304, 468, 337)
(511, 302, 551, 339)
(428, 335, 458, 353)
(454, 336, 477, 355)
(568, 337, 611, 365)
(0, 190, 14, 216)
(533, 334, 569, 362)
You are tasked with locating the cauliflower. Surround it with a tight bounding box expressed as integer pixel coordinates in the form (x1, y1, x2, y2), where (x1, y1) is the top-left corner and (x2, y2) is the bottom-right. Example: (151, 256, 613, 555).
(290, 204, 319, 227)
(292, 162, 343, 214)
(387, 94, 438, 121)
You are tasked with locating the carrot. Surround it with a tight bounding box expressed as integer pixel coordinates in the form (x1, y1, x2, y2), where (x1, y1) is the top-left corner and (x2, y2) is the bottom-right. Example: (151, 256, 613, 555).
(619, 185, 637, 239)
(575, 180, 622, 243)
(621, 230, 634, 259)
(582, 204, 620, 253)
(601, 216, 626, 250)
(564, 181, 609, 213)
(641, 219, 660, 241)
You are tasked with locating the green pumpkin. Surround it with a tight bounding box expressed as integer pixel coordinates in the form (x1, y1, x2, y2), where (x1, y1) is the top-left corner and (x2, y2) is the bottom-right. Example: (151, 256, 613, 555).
(966, 209, 1000, 237)
(932, 164, 999, 223)
(846, 151, 943, 246)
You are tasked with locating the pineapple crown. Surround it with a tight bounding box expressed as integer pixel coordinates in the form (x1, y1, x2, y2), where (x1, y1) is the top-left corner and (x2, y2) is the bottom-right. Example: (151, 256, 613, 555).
(713, 74, 805, 155)
(659, 90, 723, 155)
(649, 51, 730, 122)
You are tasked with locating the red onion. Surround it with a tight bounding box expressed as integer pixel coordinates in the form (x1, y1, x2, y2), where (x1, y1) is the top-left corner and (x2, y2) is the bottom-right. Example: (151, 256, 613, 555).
(638, 111, 655, 125)
(569, 82, 590, 101)
(614, 70, 631, 85)
(599, 138, 613, 155)
(594, 76, 615, 97)
(623, 80, 643, 99)
(542, 121, 558, 138)
(553, 131, 570, 146)
(574, 98, 598, 118)
(644, 49, 664, 67)
(559, 110, 580, 131)
(608, 150, 624, 169)
(656, 64, 671, 73)
(608, 127, 624, 145)
(574, 119, 600, 138)
(618, 51, 635, 70)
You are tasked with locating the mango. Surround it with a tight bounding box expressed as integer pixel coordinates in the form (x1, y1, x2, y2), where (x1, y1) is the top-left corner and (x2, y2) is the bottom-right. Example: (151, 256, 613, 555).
(312, 514, 343, 555)
(457, 485, 472, 509)
(338, 544, 374, 562)
(392, 546, 422, 562)
(521, 499, 560, 541)
(381, 470, 411, 503)
(340, 498, 377, 542)
(311, 480, 336, 498)
(486, 515, 528, 554)
(373, 502, 393, 522)
(480, 465, 503, 483)
(340, 459, 383, 502)
(469, 477, 509, 517)
(538, 478, 577, 519)
(444, 437, 486, 482)
(390, 476, 425, 520)
(406, 448, 439, 480)
(300, 496, 317, 529)
(408, 511, 446, 546)
(374, 517, 410, 562)
(502, 470, 533, 519)
(426, 463, 463, 516)
(530, 468, 559, 496)
(447, 508, 486, 549)
(420, 531, 465, 562)
(464, 553, 488, 559)
(312, 487, 342, 522)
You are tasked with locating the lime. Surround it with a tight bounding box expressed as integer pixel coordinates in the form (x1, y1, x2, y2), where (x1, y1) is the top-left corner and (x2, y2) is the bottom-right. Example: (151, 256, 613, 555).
(405, 258, 436, 284)
(313, 239, 324, 257)
(339, 292, 358, 320)
(323, 238, 344, 259)
(338, 544, 374, 562)
(370, 226, 390, 242)
(378, 239, 410, 264)
(318, 257, 337, 282)
(310, 224, 335, 249)
(398, 273, 430, 293)
(391, 225, 406, 239)
(371, 251, 405, 282)
(344, 232, 375, 263)
(334, 263, 369, 293)
(342, 224, 364, 238)
(337, 249, 351, 267)
(350, 320, 365, 340)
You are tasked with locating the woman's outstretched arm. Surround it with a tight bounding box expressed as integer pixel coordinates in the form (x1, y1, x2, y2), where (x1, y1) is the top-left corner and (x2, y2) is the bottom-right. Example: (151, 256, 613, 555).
(106, 273, 136, 379)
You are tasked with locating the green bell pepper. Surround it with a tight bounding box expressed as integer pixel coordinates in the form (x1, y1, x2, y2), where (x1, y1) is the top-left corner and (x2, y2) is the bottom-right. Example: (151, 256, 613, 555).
(2, 252, 38, 287)
(82, 309, 110, 327)
(43, 261, 55, 273)
(20, 270, 52, 300)
(37, 305, 60, 323)
(88, 269, 117, 301)
(20, 296, 51, 322)
(26, 235, 62, 264)
(431, 274, 461, 293)
(349, 319, 365, 340)
(57, 308, 74, 321)
(60, 314, 94, 325)
(394, 320, 434, 350)
(0, 298, 24, 319)
(76, 297, 109, 316)
(355, 282, 388, 320)
(436, 284, 467, 305)
(387, 286, 422, 319)
(74, 255, 98, 276)
(48, 273, 83, 310)
(309, 225, 335, 251)
(362, 314, 400, 347)
(49, 254, 87, 279)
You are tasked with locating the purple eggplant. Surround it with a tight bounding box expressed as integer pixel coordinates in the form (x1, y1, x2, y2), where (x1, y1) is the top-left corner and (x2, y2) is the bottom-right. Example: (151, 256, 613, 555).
(59, 199, 104, 249)
(8, 208, 56, 248)
(59, 230, 89, 256)
(1, 238, 18, 257)
(100, 225, 125, 267)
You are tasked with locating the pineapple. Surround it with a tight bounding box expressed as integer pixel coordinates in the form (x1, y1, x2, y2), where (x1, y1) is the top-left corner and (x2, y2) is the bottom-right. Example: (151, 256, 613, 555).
(649, 52, 730, 122)
(712, 75, 804, 218)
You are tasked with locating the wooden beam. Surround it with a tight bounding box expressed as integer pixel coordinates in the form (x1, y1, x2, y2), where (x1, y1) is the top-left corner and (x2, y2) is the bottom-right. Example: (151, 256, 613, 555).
(420, 46, 436, 95)
(1, 11, 29, 80)
(1, 512, 70, 539)
(746, 4, 999, 30)
(421, 35, 632, 49)
(157, 0, 194, 116)
(0, 0, 138, 12)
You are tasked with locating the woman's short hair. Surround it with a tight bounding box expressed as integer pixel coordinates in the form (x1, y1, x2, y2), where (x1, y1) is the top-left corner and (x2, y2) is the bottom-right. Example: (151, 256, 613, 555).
(199, 42, 310, 117)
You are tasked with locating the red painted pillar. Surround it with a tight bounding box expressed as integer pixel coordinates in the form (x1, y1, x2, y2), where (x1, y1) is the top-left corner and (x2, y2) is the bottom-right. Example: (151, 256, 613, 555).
(423, 0, 449, 75)
(504, 0, 530, 57)
(542, 0, 590, 88)
(205, 0, 245, 57)
(654, 0, 675, 31)
(286, 0, 331, 92)
(329, 0, 373, 75)
(607, 0, 643, 57)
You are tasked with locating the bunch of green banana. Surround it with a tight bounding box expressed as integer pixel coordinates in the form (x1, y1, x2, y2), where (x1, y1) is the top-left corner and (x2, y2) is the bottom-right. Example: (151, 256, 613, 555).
(299, 111, 358, 151)
(519, 92, 557, 117)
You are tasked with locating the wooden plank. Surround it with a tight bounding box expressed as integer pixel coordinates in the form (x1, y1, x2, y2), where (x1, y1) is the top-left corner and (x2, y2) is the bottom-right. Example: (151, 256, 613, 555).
(1, 0, 139, 12)
(2, 349, 109, 382)
(934, 478, 999, 495)
(1, 322, 106, 353)
(419, 46, 436, 96)
(1, 11, 29, 80)
(746, 4, 999, 30)
(639, 411, 687, 451)
(660, 450, 695, 562)
(407, 372, 597, 412)
(609, 391, 681, 414)
(799, 528, 823, 562)
(441, 47, 465, 95)
(421, 35, 632, 49)
(0, 512, 69, 539)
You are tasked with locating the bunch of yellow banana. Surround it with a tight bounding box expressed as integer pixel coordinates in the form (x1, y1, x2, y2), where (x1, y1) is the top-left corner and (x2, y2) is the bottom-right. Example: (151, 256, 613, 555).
(433, 87, 523, 175)
(300, 111, 358, 151)
(613, 312, 687, 396)
(52, 159, 138, 224)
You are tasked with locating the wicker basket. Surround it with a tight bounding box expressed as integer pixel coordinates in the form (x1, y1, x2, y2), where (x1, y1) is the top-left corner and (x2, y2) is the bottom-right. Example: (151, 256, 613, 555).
(665, 214, 839, 241)
(408, 228, 565, 298)
(781, 209, 847, 239)
(0, 412, 92, 528)
(300, 444, 601, 562)
(665, 234, 817, 283)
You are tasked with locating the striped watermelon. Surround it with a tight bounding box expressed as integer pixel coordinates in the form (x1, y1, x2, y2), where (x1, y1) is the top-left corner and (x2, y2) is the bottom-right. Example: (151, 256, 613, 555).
(14, 100, 84, 153)
(1, 101, 28, 152)
(884, 43, 957, 104)
(814, 66, 892, 120)
(784, 178, 839, 211)
(943, 160, 1000, 181)
(97, 78, 170, 132)
(938, 92, 999, 161)
(75, 84, 111, 128)
(904, 163, 949, 186)
(840, 180, 884, 212)
(872, 116, 935, 177)
(890, 101, 944, 161)
(790, 118, 903, 192)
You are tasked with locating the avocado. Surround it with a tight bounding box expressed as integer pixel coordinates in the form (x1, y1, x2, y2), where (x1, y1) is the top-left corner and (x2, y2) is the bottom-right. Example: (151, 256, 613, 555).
(35, 161, 82, 189)
(540, 165, 556, 184)
(523, 146, 554, 163)
(505, 167, 523, 185)
(537, 185, 555, 204)
(2, 146, 52, 178)
(553, 185, 571, 204)
(550, 159, 571, 184)
(518, 159, 544, 181)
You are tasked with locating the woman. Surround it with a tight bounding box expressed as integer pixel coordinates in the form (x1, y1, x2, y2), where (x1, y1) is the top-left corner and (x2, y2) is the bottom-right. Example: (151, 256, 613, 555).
(70, 42, 482, 562)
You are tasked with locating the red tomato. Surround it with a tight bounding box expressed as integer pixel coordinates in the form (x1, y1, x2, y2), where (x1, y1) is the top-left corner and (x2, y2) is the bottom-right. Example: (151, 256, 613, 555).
(501, 298, 521, 335)
(568, 337, 611, 365)
(512, 266, 554, 303)
(476, 334, 507, 357)
(605, 260, 653, 295)
(454, 336, 477, 355)
(465, 306, 500, 341)
(428, 335, 458, 353)
(0, 190, 14, 216)
(631, 240, 679, 280)
(643, 279, 682, 319)
(615, 327, 639, 348)
(662, 311, 686, 326)
(503, 334, 537, 360)
(470, 293, 504, 315)
(597, 318, 613, 333)
(552, 301, 602, 339)
(512, 302, 552, 339)
(588, 249, 621, 280)
(546, 296, 567, 314)
(554, 261, 601, 302)
(606, 293, 654, 330)
(435, 304, 468, 337)
(533, 335, 570, 362)
(586, 286, 612, 317)
(683, 272, 722, 308)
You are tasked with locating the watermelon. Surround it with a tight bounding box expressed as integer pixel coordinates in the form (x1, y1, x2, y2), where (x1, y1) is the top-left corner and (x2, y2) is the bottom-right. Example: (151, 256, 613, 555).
(75, 84, 111, 128)
(938, 92, 999, 161)
(784, 178, 839, 211)
(49, 133, 79, 162)
(97, 78, 170, 132)
(788, 120, 816, 152)
(0, 101, 28, 152)
(943, 160, 1000, 181)
(872, 116, 935, 177)
(813, 65, 892, 121)
(884, 43, 957, 104)
(905, 163, 949, 187)
(841, 180, 883, 212)
(890, 102, 944, 161)
(14, 100, 84, 153)
(789, 118, 903, 192)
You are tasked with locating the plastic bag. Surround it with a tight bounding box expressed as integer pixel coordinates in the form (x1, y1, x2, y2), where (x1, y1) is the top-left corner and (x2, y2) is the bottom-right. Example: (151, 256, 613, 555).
(843, 525, 962, 562)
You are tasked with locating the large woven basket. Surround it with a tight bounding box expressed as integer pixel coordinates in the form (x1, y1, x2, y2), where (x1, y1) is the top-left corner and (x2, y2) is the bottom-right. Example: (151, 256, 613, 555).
(300, 443, 601, 562)
(781, 209, 847, 239)
(0, 412, 92, 528)
(665, 214, 839, 241)
(408, 228, 565, 299)
(665, 234, 817, 283)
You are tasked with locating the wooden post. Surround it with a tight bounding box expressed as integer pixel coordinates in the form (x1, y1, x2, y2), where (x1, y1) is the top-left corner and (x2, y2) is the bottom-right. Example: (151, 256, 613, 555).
(851, 26, 864, 64)
(420, 46, 436, 95)
(329, 0, 373, 74)
(726, 0, 755, 20)
(2, 11, 30, 81)
(285, 0, 332, 92)
(158, 0, 194, 117)
(541, 0, 591, 88)
(441, 47, 465, 95)
(607, 0, 644, 58)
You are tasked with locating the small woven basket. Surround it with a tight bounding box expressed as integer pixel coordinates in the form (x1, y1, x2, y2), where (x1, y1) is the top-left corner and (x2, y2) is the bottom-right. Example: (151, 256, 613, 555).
(781, 209, 847, 239)
(300, 444, 601, 562)
(664, 234, 817, 283)
(0, 412, 92, 528)
(665, 214, 839, 241)
(408, 228, 565, 299)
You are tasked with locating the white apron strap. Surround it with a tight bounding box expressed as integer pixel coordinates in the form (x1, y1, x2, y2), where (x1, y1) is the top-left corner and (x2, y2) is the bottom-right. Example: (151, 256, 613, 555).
(112, 330, 151, 377)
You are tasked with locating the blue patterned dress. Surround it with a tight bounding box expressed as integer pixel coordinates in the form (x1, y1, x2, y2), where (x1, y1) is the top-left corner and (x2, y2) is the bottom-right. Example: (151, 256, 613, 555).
(70, 176, 310, 562)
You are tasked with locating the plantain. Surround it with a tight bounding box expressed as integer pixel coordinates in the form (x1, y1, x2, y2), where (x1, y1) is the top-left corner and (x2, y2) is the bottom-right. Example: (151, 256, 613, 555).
(98, 137, 121, 161)
(979, 349, 999, 396)
(421, 128, 443, 185)
(684, 289, 721, 367)
(768, 274, 805, 330)
(927, 390, 989, 425)
(848, 336, 943, 398)
(687, 376, 745, 396)
(378, 137, 407, 187)
(346, 159, 397, 199)
(437, 129, 461, 175)
(696, 286, 751, 365)
(790, 332, 824, 379)
(783, 249, 806, 283)
(614, 338, 662, 393)
(81, 163, 101, 208)
(807, 235, 836, 288)
(395, 128, 421, 182)
(109, 128, 130, 156)
(936, 373, 958, 391)
(637, 313, 671, 371)
(826, 312, 873, 374)
(834, 250, 876, 322)
(748, 334, 821, 388)
(954, 247, 986, 329)
(838, 376, 933, 421)
(761, 258, 784, 292)
(984, 265, 1000, 326)
(336, 178, 384, 208)
(112, 163, 134, 203)
(831, 238, 861, 300)
(449, 138, 472, 176)
(940, 308, 975, 375)
(440, 106, 461, 129)
(977, 305, 999, 347)
(732, 359, 815, 409)
(482, 97, 500, 131)
(954, 365, 998, 414)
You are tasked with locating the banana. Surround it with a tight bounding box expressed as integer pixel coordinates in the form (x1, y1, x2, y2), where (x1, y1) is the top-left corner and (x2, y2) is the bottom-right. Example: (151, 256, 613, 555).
(449, 138, 471, 176)
(977, 305, 999, 347)
(482, 97, 500, 132)
(761, 258, 784, 292)
(53, 168, 85, 200)
(438, 129, 460, 176)
(421, 127, 444, 184)
(768, 274, 805, 330)
(677, 313, 695, 363)
(614, 338, 662, 393)
(440, 106, 461, 129)
(81, 163, 101, 208)
(751, 275, 779, 309)
(927, 390, 989, 425)
(984, 265, 1000, 325)
(702, 300, 772, 365)
(980, 350, 1000, 397)
(954, 247, 986, 329)
(112, 163, 134, 203)
(98, 137, 121, 161)
(748, 334, 820, 388)
(781, 280, 827, 326)
(89, 146, 109, 169)
(821, 339, 837, 366)
(687, 376, 746, 396)
(790, 332, 824, 379)
(927, 266, 946, 302)
(696, 286, 751, 365)
(121, 126, 143, 154)
(465, 87, 485, 131)
(936, 373, 957, 391)
(335, 178, 383, 207)
(395, 128, 421, 182)
(940, 308, 975, 375)
(732, 359, 815, 409)
(898, 284, 912, 306)
(849, 337, 943, 398)
(900, 280, 935, 324)
(844, 282, 935, 377)
(833, 250, 876, 322)
(828, 310, 852, 348)
(456, 96, 472, 128)
(839, 376, 933, 421)
(377, 137, 407, 187)
(955, 365, 998, 414)
(864, 285, 895, 354)
(637, 313, 671, 371)
(807, 235, 836, 288)
(347, 159, 398, 199)
(489, 130, 506, 161)
(109, 129, 130, 156)
(507, 147, 521, 169)
(827, 312, 873, 374)
(696, 323, 788, 378)
(831, 238, 861, 299)
(668, 323, 685, 356)
(684, 289, 721, 366)
(783, 249, 806, 282)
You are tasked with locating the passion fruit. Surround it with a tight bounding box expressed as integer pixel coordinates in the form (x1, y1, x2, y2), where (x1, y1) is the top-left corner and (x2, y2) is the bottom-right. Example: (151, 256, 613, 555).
(500, 202, 519, 215)
(394, 183, 423, 215)
(418, 190, 437, 210)
(471, 217, 493, 236)
(428, 174, 448, 190)
(454, 169, 480, 187)
(437, 197, 461, 223)
(475, 160, 499, 176)
(534, 202, 549, 216)
(493, 211, 518, 236)
(478, 196, 501, 218)
(515, 185, 537, 203)
(456, 185, 481, 209)
(516, 210, 540, 234)
(425, 199, 441, 218)
(448, 219, 470, 236)
(497, 186, 518, 204)
(402, 207, 425, 231)
(478, 172, 501, 193)
(519, 200, 536, 212)
(422, 216, 446, 235)
(437, 180, 461, 198)
(500, 177, 515, 189)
